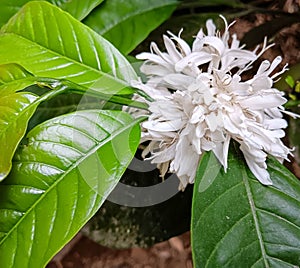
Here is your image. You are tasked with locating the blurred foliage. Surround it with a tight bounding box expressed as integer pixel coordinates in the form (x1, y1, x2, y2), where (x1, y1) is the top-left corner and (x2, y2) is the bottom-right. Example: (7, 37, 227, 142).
(133, 0, 300, 53)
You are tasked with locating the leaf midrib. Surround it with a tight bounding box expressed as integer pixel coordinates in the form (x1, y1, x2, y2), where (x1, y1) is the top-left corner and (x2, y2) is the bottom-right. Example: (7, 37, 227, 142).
(1, 32, 131, 89)
(242, 167, 270, 268)
(0, 113, 141, 248)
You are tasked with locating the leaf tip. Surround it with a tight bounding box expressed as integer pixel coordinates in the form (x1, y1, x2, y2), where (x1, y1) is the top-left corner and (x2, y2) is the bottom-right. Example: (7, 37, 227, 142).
(0, 172, 8, 182)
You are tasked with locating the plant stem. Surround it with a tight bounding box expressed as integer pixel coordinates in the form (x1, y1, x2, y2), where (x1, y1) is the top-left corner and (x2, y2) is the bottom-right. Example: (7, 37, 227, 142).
(36, 77, 149, 110)
(71, 88, 149, 110)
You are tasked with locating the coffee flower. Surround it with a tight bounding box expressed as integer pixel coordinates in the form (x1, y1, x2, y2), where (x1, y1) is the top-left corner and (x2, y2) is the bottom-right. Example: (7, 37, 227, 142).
(134, 16, 296, 189)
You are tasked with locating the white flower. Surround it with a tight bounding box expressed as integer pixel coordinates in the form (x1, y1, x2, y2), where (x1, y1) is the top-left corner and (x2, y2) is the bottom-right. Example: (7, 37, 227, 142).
(134, 16, 296, 189)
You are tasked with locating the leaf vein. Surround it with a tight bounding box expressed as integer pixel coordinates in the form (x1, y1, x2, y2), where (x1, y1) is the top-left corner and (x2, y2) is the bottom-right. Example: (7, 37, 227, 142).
(50, 7, 66, 56)
(242, 167, 270, 267)
(205, 212, 253, 267)
(222, 239, 259, 267)
(257, 208, 300, 231)
(0, 113, 140, 254)
(195, 181, 244, 225)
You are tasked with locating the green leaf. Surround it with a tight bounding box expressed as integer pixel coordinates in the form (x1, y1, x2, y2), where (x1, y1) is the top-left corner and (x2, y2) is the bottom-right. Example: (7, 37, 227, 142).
(0, 0, 103, 27)
(0, 64, 71, 182)
(50, 0, 104, 21)
(275, 63, 300, 91)
(0, 1, 138, 96)
(83, 0, 178, 55)
(192, 144, 300, 267)
(0, 63, 35, 94)
(0, 110, 142, 267)
(0, 63, 39, 181)
(285, 75, 295, 89)
(0, 0, 27, 28)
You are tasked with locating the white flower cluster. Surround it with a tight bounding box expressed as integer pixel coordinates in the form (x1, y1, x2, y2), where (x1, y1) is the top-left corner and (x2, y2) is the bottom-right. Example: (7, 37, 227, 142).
(134, 16, 295, 189)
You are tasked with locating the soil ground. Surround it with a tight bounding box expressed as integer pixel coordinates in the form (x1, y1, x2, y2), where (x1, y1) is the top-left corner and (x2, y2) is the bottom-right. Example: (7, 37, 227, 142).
(47, 231, 193, 268)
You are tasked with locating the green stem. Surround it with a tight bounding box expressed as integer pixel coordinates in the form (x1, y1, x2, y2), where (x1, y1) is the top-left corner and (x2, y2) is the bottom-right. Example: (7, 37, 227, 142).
(71, 88, 149, 110)
(35, 82, 70, 104)
(35, 77, 149, 110)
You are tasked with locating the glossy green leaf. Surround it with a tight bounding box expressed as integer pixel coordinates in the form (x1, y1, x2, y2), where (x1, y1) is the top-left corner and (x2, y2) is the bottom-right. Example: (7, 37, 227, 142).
(83, 0, 178, 55)
(0, 110, 142, 267)
(0, 63, 35, 94)
(50, 0, 104, 21)
(0, 1, 138, 96)
(0, 64, 39, 181)
(0, 64, 71, 182)
(192, 144, 300, 267)
(0, 0, 103, 27)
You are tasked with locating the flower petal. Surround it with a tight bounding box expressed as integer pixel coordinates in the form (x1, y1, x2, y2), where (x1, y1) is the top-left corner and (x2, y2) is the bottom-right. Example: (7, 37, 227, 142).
(163, 35, 183, 61)
(167, 30, 191, 56)
(238, 93, 287, 110)
(264, 118, 288, 129)
(240, 144, 273, 185)
(175, 52, 212, 72)
(200, 36, 226, 55)
(206, 19, 216, 36)
(164, 74, 195, 90)
(213, 135, 230, 171)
